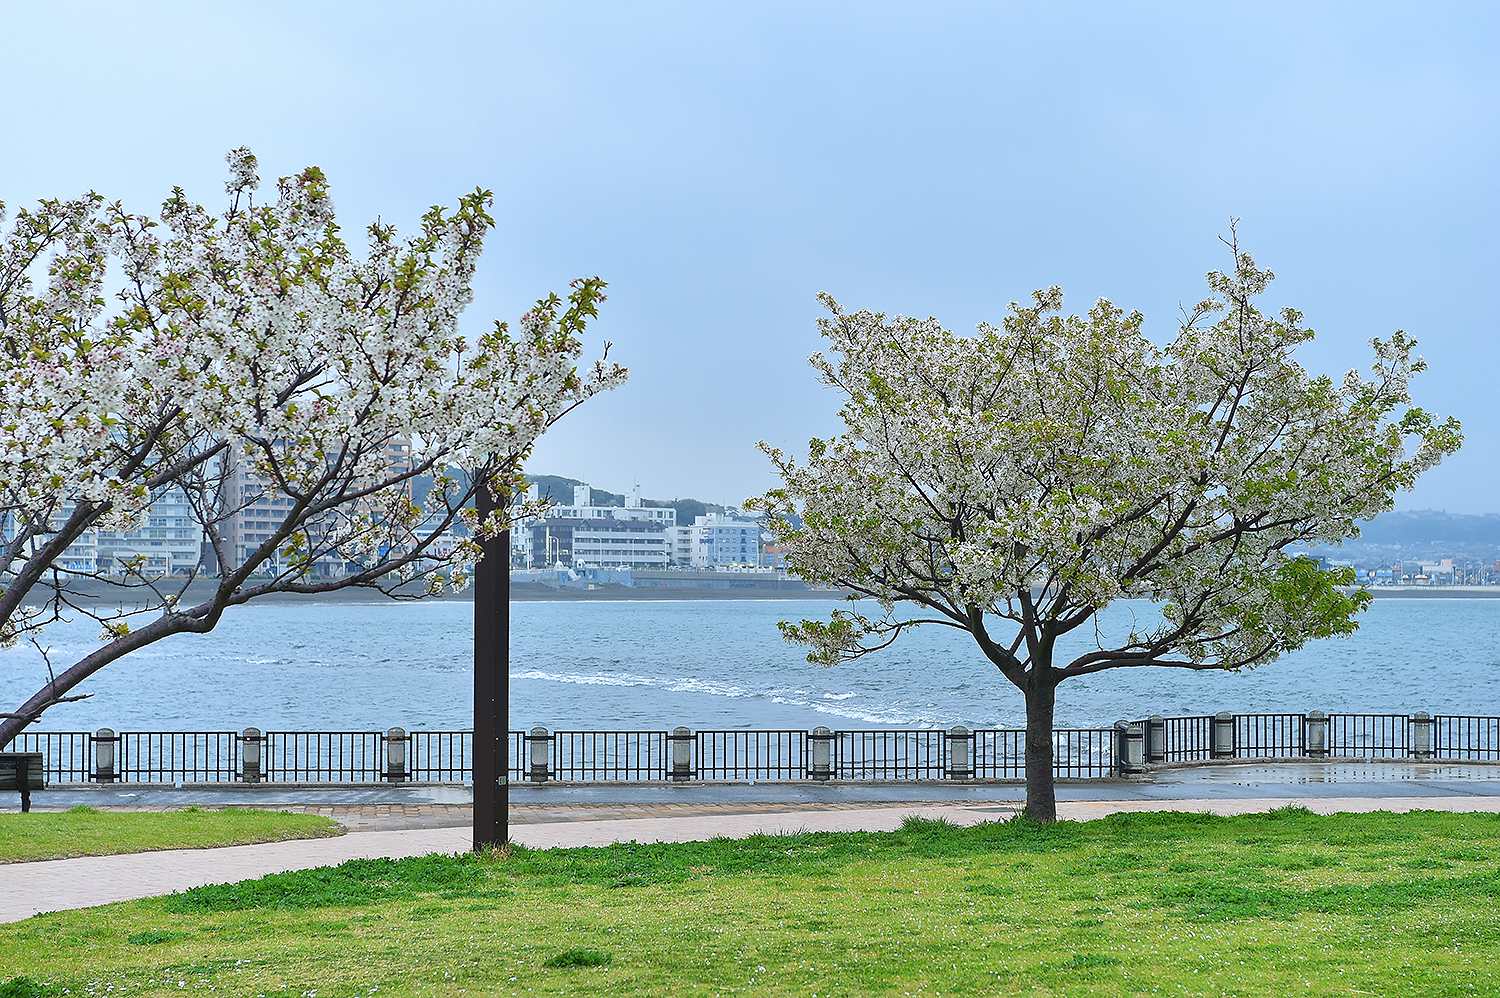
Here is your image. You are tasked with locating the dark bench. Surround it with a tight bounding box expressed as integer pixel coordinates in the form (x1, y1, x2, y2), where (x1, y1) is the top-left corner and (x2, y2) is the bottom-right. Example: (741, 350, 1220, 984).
(0, 753, 44, 813)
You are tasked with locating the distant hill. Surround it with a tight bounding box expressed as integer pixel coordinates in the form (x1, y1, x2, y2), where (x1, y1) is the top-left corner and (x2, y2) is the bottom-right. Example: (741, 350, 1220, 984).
(525, 474, 721, 523)
(1353, 510, 1500, 546)
(409, 471, 722, 523)
(525, 474, 623, 507)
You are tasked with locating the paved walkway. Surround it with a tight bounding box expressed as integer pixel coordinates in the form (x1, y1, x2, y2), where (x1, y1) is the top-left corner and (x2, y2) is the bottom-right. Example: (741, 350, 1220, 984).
(7, 760, 1500, 924)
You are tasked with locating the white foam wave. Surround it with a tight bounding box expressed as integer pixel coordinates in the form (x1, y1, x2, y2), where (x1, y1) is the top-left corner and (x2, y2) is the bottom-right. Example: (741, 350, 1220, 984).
(666, 678, 751, 698)
(511, 669, 660, 688)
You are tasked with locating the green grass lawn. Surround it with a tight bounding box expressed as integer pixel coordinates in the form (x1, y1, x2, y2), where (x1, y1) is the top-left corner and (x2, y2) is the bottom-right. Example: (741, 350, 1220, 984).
(0, 806, 342, 863)
(4, 807, 1500, 996)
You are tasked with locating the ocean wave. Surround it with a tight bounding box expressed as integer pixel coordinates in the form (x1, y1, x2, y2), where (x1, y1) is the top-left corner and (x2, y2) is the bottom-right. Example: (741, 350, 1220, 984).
(511, 669, 662, 688)
(666, 678, 751, 698)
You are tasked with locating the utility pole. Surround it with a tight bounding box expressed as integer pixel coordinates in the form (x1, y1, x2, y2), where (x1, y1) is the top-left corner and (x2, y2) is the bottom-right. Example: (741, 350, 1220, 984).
(473, 484, 509, 850)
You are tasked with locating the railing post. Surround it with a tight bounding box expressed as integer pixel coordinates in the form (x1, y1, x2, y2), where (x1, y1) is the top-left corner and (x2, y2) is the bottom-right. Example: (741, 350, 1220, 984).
(1113, 720, 1145, 775)
(1211, 712, 1236, 759)
(810, 726, 833, 781)
(385, 727, 408, 782)
(93, 728, 117, 783)
(671, 726, 694, 781)
(527, 726, 550, 782)
(240, 727, 262, 783)
(946, 726, 973, 781)
(1305, 710, 1329, 758)
(1147, 715, 1166, 765)
(1411, 711, 1435, 759)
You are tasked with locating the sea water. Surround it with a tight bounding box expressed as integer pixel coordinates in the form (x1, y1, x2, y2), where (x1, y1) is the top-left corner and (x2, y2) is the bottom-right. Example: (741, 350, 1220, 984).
(4, 597, 1500, 733)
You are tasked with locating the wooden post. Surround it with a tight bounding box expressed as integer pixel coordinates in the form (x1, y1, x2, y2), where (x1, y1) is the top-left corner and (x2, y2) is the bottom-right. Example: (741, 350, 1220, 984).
(473, 484, 510, 851)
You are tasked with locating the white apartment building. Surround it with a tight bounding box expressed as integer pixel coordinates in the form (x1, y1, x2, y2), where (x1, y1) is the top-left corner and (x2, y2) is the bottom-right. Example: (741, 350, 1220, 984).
(669, 524, 695, 567)
(570, 519, 672, 568)
(95, 489, 203, 576)
(690, 512, 764, 569)
(511, 483, 674, 569)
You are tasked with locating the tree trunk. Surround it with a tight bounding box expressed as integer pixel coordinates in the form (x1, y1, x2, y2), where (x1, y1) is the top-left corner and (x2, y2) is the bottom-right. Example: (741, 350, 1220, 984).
(1023, 679, 1058, 822)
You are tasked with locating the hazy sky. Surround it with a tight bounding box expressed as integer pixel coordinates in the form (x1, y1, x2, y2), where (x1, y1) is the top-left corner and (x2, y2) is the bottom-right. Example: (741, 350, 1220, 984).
(5, 3, 1496, 512)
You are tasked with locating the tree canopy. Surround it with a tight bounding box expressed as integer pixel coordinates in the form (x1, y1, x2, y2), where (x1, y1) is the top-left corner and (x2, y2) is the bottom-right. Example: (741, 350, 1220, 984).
(0, 149, 624, 746)
(751, 239, 1461, 820)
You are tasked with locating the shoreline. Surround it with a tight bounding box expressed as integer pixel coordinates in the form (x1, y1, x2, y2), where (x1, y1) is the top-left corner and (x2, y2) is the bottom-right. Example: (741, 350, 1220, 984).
(27, 578, 850, 606)
(22, 580, 1500, 606)
(1361, 586, 1500, 599)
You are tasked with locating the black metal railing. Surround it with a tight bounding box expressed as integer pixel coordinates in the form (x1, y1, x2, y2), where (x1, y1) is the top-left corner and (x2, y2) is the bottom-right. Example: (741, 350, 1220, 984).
(1055, 728, 1114, 779)
(1158, 716, 1214, 763)
(696, 729, 806, 780)
(551, 730, 669, 781)
(409, 730, 476, 782)
(118, 731, 239, 783)
(971, 729, 1024, 779)
(1435, 716, 1500, 760)
(12, 714, 1500, 786)
(8, 730, 92, 783)
(264, 731, 384, 782)
(1327, 714, 1410, 758)
(1233, 713, 1305, 757)
(834, 729, 946, 780)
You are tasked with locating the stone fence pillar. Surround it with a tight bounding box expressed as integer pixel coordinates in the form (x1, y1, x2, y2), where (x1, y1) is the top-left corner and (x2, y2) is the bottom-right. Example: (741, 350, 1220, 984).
(384, 727, 407, 782)
(240, 727, 263, 783)
(1411, 711, 1435, 759)
(1211, 712, 1236, 759)
(527, 726, 551, 783)
(1147, 715, 1166, 765)
(810, 726, 833, 781)
(93, 728, 118, 783)
(671, 727, 694, 781)
(946, 726, 973, 781)
(1305, 710, 1329, 758)
(1114, 720, 1145, 776)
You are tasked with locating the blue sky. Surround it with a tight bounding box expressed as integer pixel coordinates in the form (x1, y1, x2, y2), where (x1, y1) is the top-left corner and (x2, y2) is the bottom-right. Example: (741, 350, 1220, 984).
(5, 3, 1496, 512)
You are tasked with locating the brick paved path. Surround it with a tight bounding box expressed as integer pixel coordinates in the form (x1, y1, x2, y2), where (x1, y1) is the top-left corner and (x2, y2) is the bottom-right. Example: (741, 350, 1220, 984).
(7, 795, 1500, 924)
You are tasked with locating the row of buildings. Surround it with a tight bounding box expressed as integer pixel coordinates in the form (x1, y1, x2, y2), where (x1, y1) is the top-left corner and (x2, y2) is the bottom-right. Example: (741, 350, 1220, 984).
(510, 484, 773, 570)
(10, 440, 436, 579)
(12, 472, 773, 579)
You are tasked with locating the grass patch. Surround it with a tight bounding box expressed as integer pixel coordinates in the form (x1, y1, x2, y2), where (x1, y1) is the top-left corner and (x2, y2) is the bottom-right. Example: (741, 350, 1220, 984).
(5, 809, 1500, 995)
(545, 948, 613, 968)
(0, 806, 341, 863)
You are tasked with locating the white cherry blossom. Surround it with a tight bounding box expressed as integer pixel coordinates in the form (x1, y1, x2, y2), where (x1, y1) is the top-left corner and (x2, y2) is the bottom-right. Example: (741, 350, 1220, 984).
(0, 150, 624, 744)
(750, 231, 1460, 822)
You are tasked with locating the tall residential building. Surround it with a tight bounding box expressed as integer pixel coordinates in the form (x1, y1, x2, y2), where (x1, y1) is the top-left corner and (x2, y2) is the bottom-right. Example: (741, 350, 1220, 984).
(222, 438, 412, 576)
(690, 512, 764, 568)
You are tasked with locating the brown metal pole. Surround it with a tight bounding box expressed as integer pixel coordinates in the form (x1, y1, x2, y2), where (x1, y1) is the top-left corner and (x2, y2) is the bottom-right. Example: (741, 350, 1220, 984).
(473, 484, 509, 850)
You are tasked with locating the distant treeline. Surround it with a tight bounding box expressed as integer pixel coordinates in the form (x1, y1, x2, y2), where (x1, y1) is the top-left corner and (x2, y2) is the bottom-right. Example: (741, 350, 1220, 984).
(405, 471, 721, 526)
(1354, 510, 1500, 546)
(523, 474, 720, 525)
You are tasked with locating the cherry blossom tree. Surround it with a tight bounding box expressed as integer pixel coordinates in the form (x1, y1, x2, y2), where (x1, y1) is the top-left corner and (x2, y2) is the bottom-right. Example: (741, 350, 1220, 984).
(751, 237, 1461, 822)
(0, 149, 624, 747)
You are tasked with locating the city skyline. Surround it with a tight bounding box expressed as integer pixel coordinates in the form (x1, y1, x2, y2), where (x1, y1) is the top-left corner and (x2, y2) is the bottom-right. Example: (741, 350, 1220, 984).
(5, 4, 1497, 512)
